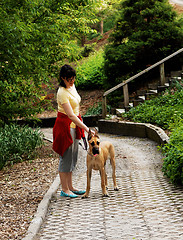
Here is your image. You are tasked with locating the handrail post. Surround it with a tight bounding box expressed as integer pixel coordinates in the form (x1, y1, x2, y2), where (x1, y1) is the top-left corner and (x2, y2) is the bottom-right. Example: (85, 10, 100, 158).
(102, 96, 107, 118)
(123, 83, 129, 108)
(160, 63, 165, 86)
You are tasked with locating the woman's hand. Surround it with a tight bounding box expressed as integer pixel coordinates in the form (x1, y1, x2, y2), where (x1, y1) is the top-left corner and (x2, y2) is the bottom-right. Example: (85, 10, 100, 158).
(62, 102, 91, 133)
(90, 129, 95, 136)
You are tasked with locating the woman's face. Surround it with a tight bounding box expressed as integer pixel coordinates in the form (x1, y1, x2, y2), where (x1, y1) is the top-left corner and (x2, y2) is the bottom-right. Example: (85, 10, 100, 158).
(63, 76, 75, 88)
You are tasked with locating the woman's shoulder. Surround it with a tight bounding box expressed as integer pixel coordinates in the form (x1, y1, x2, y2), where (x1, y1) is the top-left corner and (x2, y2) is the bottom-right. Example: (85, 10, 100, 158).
(58, 86, 68, 95)
(58, 86, 65, 91)
(71, 84, 79, 94)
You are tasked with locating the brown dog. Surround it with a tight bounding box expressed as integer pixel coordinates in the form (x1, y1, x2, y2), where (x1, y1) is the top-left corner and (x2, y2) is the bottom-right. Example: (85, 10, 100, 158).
(82, 128, 119, 198)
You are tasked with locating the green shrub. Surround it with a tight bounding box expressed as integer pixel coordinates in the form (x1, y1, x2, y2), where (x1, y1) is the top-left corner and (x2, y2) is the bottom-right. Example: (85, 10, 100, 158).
(123, 86, 183, 185)
(103, 14, 118, 33)
(84, 102, 111, 116)
(64, 40, 83, 62)
(87, 32, 102, 41)
(104, 0, 183, 87)
(75, 49, 106, 89)
(80, 43, 96, 57)
(123, 89, 183, 130)
(162, 125, 183, 185)
(0, 124, 44, 169)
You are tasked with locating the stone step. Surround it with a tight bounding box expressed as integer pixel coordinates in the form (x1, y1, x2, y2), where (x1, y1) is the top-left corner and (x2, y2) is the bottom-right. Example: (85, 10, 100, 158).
(148, 83, 158, 90)
(138, 95, 146, 101)
(149, 89, 158, 94)
(171, 70, 182, 78)
(169, 76, 182, 85)
(116, 108, 125, 116)
(145, 92, 158, 100)
(157, 85, 169, 93)
(115, 70, 182, 115)
(133, 99, 144, 107)
(136, 89, 147, 95)
(165, 76, 170, 83)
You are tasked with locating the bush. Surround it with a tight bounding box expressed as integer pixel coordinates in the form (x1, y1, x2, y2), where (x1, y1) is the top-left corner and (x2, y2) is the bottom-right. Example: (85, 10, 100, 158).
(162, 125, 183, 185)
(75, 49, 106, 89)
(104, 0, 183, 88)
(123, 89, 183, 129)
(80, 43, 96, 57)
(64, 40, 83, 62)
(84, 102, 111, 116)
(0, 124, 44, 169)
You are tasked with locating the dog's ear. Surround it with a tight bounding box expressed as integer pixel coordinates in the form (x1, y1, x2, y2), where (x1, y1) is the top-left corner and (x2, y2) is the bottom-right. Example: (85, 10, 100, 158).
(94, 128, 99, 138)
(88, 128, 92, 141)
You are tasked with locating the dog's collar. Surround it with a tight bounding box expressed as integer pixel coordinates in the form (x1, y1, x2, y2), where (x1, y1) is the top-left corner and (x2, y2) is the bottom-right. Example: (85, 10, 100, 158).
(87, 151, 94, 157)
(87, 151, 99, 158)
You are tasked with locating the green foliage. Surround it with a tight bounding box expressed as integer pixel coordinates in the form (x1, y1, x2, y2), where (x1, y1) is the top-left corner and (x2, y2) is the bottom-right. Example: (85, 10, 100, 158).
(123, 89, 183, 130)
(107, 89, 124, 108)
(80, 43, 96, 57)
(62, 42, 96, 62)
(84, 102, 103, 116)
(103, 13, 119, 33)
(123, 83, 183, 185)
(84, 102, 111, 116)
(104, 0, 183, 87)
(0, 124, 44, 169)
(87, 31, 102, 41)
(63, 41, 83, 62)
(75, 49, 106, 89)
(97, 0, 121, 33)
(0, 0, 100, 124)
(162, 125, 183, 185)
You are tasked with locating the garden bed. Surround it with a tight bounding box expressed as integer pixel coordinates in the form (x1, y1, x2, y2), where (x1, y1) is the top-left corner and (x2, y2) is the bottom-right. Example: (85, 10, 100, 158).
(0, 141, 58, 240)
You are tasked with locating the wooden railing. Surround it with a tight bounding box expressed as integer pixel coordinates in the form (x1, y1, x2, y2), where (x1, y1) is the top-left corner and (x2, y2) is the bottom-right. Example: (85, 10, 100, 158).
(102, 48, 183, 118)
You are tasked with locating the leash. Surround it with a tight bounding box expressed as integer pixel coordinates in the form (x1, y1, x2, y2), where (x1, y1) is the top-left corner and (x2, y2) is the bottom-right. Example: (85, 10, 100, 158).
(79, 136, 88, 151)
(79, 137, 94, 157)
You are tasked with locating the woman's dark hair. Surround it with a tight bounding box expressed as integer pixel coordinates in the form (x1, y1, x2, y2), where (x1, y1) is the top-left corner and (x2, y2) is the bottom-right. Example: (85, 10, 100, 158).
(59, 64, 76, 88)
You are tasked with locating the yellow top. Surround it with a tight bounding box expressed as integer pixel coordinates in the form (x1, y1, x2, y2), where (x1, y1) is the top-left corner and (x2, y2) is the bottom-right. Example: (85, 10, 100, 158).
(57, 85, 81, 128)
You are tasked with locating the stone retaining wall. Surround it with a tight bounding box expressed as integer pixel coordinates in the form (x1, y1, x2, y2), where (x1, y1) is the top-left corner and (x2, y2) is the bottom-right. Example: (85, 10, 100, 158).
(17, 116, 169, 145)
(98, 119, 169, 146)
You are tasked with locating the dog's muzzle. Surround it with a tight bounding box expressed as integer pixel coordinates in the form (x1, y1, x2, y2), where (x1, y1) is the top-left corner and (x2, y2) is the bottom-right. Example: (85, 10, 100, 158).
(92, 147, 99, 156)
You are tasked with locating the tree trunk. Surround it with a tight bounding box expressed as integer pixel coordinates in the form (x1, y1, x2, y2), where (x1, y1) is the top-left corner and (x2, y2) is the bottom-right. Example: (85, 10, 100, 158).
(100, 20, 103, 35)
(81, 35, 86, 47)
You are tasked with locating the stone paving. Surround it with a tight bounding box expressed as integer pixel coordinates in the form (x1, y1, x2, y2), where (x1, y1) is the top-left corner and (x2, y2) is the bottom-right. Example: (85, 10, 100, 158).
(35, 130, 183, 240)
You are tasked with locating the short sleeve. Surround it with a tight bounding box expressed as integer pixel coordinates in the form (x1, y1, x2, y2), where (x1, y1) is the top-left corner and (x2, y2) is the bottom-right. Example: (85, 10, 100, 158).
(57, 87, 69, 105)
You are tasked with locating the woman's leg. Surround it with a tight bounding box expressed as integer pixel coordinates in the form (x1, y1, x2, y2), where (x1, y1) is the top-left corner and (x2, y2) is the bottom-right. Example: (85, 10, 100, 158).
(58, 128, 80, 194)
(67, 172, 78, 191)
(59, 171, 76, 195)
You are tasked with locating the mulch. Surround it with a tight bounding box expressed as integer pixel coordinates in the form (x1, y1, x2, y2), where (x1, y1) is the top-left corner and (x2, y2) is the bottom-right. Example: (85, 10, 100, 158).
(0, 141, 59, 240)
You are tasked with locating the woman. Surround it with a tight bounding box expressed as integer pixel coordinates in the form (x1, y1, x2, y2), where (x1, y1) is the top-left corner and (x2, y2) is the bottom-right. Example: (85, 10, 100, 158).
(53, 64, 94, 198)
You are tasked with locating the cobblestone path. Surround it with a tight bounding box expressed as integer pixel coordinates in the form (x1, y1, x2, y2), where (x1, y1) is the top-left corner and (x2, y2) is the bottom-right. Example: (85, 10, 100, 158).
(35, 133, 183, 240)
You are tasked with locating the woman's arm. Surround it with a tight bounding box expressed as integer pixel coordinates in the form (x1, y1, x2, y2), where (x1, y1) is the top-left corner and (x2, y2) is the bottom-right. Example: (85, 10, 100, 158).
(62, 102, 89, 133)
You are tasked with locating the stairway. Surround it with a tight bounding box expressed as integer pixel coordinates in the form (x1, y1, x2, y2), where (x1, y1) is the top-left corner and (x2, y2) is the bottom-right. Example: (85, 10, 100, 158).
(116, 69, 183, 116)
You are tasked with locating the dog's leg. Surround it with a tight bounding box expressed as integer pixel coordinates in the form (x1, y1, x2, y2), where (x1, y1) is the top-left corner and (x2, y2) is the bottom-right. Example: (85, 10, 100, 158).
(110, 156, 119, 191)
(104, 167, 108, 190)
(100, 167, 109, 197)
(82, 167, 92, 198)
(100, 168, 108, 190)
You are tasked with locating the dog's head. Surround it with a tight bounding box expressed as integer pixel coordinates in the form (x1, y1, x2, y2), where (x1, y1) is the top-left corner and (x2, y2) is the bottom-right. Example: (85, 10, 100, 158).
(88, 128, 100, 156)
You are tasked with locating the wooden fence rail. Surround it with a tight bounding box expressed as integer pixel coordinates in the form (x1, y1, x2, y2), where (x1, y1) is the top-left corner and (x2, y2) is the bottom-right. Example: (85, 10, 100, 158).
(102, 48, 183, 118)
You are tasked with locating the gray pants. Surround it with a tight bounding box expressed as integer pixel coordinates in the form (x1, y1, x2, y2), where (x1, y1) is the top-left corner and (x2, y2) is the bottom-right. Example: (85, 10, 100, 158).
(58, 128, 79, 173)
